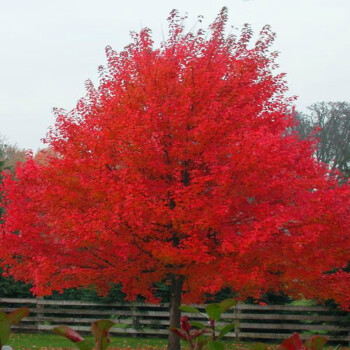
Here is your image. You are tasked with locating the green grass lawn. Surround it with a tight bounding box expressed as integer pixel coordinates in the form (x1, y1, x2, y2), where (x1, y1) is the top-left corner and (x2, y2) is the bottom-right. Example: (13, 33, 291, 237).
(8, 333, 168, 349)
(7, 333, 350, 350)
(4, 334, 249, 350)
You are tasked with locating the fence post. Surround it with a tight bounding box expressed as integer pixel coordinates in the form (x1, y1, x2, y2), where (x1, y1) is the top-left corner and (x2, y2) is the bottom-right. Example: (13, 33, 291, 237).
(130, 305, 139, 338)
(234, 301, 241, 341)
(36, 297, 43, 332)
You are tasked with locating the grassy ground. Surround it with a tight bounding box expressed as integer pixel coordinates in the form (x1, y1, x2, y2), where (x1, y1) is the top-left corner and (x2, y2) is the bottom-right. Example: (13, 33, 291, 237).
(8, 333, 168, 349)
(7, 333, 350, 350)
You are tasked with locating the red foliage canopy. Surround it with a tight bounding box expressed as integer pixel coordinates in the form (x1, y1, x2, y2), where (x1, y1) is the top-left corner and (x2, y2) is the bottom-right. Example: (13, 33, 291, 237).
(1, 9, 349, 308)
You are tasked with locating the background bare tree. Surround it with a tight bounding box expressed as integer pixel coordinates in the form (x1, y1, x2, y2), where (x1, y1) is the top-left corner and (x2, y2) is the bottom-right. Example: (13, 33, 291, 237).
(296, 101, 350, 179)
(0, 136, 27, 171)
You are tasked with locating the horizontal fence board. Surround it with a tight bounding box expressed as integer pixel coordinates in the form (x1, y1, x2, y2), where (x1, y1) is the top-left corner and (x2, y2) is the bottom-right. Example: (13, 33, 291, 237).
(0, 298, 38, 304)
(237, 304, 329, 312)
(20, 316, 134, 325)
(1, 307, 171, 317)
(239, 323, 349, 331)
(234, 314, 347, 322)
(0, 298, 333, 312)
(12, 325, 39, 331)
(239, 332, 350, 342)
(0, 297, 171, 309)
(1, 298, 349, 344)
(6, 307, 345, 322)
(38, 324, 170, 335)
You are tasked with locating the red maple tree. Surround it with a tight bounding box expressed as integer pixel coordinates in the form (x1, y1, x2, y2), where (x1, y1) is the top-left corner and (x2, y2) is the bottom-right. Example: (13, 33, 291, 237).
(1, 9, 349, 350)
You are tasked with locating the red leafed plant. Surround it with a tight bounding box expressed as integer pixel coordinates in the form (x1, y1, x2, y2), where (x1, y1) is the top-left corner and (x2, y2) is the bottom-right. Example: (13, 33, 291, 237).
(0, 7, 349, 350)
(277, 333, 327, 350)
(171, 316, 210, 350)
(53, 319, 115, 350)
(171, 299, 237, 350)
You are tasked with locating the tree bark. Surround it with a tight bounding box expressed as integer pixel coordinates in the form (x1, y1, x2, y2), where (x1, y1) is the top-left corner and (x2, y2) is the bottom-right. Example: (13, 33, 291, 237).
(168, 274, 184, 350)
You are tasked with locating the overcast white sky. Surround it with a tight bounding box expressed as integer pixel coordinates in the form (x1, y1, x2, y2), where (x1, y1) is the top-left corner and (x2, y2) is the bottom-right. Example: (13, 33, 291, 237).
(0, 0, 349, 151)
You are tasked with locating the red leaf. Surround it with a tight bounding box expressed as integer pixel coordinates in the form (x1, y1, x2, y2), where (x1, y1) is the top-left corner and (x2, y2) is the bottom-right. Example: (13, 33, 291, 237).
(278, 333, 304, 350)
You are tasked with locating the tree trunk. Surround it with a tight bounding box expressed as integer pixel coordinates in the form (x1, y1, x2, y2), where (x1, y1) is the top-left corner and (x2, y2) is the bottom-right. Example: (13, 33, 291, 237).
(168, 274, 184, 350)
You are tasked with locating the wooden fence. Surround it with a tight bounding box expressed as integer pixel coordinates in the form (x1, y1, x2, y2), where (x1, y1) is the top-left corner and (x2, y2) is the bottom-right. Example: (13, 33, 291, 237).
(1, 298, 350, 344)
